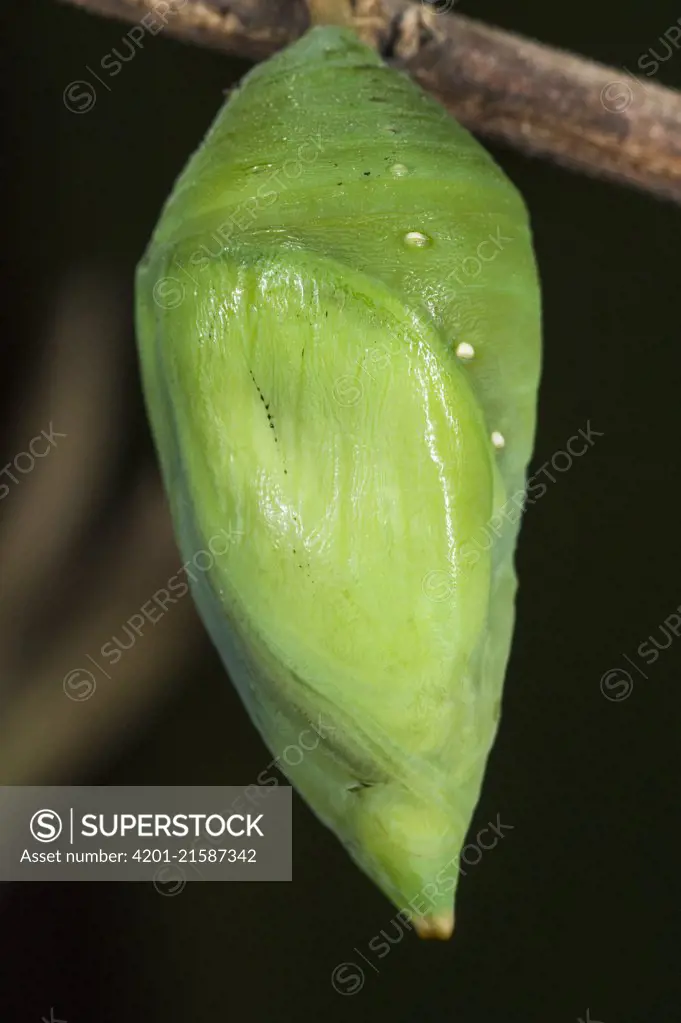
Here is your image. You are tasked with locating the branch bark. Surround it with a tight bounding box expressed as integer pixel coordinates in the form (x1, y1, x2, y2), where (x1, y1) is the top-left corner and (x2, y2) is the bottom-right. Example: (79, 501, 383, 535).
(62, 0, 681, 203)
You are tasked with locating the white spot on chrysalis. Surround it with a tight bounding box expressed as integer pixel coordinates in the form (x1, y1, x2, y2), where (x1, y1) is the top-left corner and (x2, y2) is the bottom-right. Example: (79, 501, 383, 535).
(455, 342, 475, 361)
(390, 163, 409, 178)
(491, 431, 506, 450)
(404, 231, 431, 248)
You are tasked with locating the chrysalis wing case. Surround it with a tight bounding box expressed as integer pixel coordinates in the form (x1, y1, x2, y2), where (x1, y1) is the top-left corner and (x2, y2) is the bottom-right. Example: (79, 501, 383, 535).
(136, 26, 541, 938)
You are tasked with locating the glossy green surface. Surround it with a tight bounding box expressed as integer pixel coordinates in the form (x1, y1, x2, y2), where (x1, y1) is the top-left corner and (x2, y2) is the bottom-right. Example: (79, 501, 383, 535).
(136, 26, 541, 924)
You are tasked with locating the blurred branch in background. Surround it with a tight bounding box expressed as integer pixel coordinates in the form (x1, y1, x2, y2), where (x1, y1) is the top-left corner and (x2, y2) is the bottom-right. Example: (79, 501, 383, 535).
(0, 270, 204, 784)
(61, 0, 681, 202)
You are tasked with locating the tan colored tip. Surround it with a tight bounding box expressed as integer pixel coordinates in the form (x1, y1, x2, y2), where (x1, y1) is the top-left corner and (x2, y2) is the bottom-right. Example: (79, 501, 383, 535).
(413, 911, 455, 941)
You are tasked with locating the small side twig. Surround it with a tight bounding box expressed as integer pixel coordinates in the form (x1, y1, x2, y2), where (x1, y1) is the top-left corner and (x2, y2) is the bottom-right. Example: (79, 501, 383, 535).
(61, 0, 681, 202)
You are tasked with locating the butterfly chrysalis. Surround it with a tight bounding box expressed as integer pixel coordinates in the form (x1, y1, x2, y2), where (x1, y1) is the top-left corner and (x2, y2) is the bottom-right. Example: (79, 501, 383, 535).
(136, 26, 541, 937)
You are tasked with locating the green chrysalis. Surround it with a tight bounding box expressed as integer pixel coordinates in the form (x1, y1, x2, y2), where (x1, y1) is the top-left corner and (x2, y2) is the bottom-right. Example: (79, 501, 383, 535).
(136, 26, 541, 937)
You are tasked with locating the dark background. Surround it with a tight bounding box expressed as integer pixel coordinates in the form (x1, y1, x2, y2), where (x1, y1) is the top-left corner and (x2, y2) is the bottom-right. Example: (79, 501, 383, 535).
(2, 1, 680, 1020)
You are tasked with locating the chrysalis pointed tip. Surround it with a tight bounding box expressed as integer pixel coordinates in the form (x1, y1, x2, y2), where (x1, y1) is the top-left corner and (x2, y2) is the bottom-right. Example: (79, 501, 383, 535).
(413, 911, 455, 941)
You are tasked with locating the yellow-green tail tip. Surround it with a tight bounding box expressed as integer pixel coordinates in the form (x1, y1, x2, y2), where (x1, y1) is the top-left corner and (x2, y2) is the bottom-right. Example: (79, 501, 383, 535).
(413, 911, 455, 941)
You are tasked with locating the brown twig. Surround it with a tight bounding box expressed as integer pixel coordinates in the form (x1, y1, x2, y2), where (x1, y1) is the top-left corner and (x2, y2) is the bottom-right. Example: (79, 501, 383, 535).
(60, 0, 681, 203)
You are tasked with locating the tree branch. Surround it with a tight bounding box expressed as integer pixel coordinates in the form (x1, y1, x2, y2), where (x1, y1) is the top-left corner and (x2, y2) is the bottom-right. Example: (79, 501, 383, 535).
(62, 0, 681, 203)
